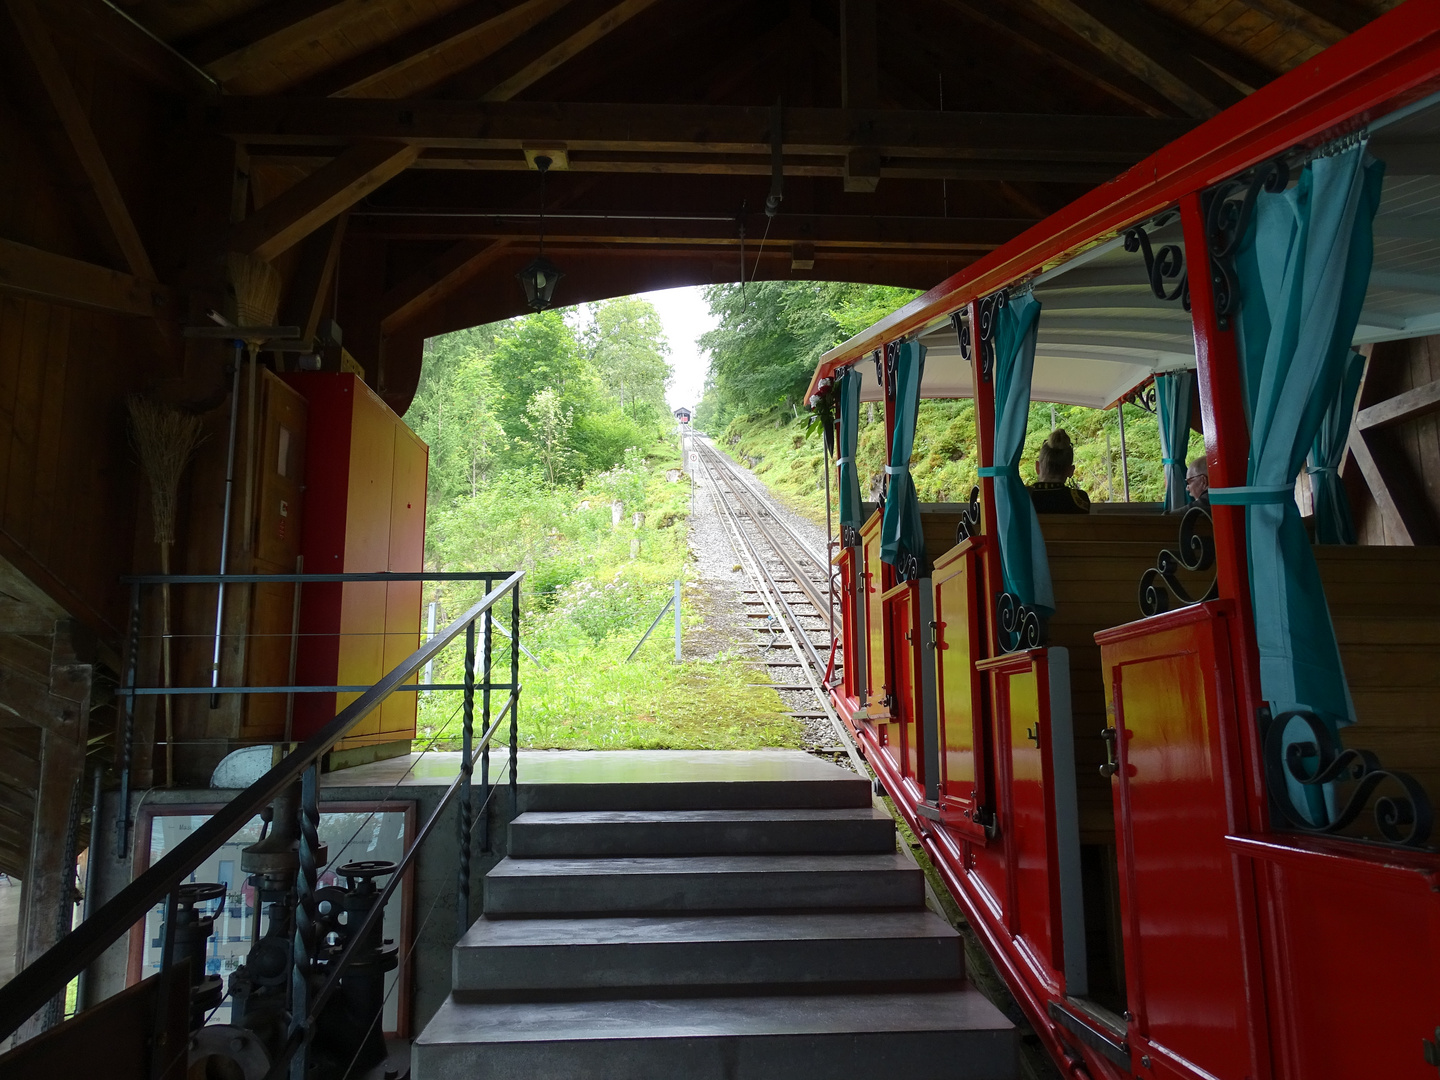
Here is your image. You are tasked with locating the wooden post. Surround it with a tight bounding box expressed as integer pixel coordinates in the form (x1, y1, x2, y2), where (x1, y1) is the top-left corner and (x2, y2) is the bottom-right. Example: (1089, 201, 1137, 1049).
(14, 619, 93, 1039)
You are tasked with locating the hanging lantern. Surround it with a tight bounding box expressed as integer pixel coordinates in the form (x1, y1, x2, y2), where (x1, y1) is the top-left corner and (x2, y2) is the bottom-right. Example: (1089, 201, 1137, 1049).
(517, 255, 563, 312)
(516, 154, 563, 311)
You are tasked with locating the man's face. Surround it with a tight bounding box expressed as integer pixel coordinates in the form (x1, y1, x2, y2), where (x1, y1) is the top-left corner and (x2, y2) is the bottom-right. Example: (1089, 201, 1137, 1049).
(1186, 465, 1209, 500)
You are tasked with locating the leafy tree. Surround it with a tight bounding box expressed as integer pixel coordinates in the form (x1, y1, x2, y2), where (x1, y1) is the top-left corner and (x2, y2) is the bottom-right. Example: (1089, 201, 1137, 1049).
(698, 282, 917, 421)
(580, 297, 672, 421)
(523, 387, 574, 486)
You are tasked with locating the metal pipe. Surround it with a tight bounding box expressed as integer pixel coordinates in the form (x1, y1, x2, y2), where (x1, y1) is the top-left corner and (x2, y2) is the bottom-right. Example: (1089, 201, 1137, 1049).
(210, 343, 243, 708)
(673, 579, 682, 663)
(114, 582, 140, 858)
(509, 583, 519, 817)
(1117, 402, 1131, 502)
(283, 555, 303, 743)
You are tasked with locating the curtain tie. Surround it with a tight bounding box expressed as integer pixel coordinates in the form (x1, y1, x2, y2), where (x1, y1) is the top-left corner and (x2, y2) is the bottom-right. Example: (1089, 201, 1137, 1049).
(1305, 466, 1337, 475)
(976, 466, 1012, 477)
(1161, 457, 1184, 465)
(883, 465, 907, 475)
(836, 456, 853, 465)
(1210, 485, 1294, 505)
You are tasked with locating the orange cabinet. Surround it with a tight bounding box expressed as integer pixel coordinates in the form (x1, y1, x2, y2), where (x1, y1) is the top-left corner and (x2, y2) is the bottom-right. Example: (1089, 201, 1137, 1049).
(284, 373, 428, 750)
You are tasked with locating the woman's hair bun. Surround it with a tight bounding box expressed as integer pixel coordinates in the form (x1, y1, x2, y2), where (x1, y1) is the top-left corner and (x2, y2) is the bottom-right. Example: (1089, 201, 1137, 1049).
(1045, 429, 1073, 451)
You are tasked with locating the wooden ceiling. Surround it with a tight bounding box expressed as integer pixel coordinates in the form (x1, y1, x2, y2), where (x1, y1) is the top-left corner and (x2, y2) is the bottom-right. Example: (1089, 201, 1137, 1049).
(5, 0, 1401, 409)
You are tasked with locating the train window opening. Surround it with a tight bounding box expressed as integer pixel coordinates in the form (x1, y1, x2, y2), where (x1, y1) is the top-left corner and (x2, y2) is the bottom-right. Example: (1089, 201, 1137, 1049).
(1248, 108, 1440, 850)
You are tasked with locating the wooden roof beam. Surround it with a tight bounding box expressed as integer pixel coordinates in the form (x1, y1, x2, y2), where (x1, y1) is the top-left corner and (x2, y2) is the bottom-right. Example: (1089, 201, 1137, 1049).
(290, 0, 575, 99)
(0, 237, 171, 318)
(378, 239, 513, 334)
(7, 0, 155, 280)
(190, 0, 405, 87)
(445, 0, 668, 102)
(212, 99, 1193, 159)
(1229, 0, 1366, 47)
(228, 140, 419, 263)
(1016, 0, 1247, 118)
(931, 0, 1175, 118)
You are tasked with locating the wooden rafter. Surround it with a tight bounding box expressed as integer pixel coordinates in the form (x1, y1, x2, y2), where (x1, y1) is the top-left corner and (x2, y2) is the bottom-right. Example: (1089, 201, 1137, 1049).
(378, 239, 513, 334)
(195, 0, 403, 87)
(291, 0, 575, 99)
(0, 237, 172, 319)
(1355, 378, 1440, 431)
(1016, 0, 1248, 117)
(7, 0, 155, 280)
(932, 0, 1174, 117)
(444, 0, 667, 101)
(278, 213, 349, 344)
(48, 0, 218, 95)
(353, 212, 1035, 248)
(1229, 0, 1365, 47)
(229, 141, 419, 263)
(216, 99, 1191, 159)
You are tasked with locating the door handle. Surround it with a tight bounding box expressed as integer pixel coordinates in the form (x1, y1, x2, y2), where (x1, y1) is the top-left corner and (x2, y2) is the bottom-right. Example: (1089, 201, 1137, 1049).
(1026, 725, 1039, 746)
(1099, 727, 1119, 777)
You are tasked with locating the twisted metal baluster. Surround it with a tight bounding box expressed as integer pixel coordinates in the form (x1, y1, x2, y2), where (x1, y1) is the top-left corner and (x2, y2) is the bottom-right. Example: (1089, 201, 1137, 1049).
(457, 617, 476, 939)
(480, 595, 494, 854)
(114, 582, 141, 858)
(290, 768, 320, 1080)
(510, 582, 521, 817)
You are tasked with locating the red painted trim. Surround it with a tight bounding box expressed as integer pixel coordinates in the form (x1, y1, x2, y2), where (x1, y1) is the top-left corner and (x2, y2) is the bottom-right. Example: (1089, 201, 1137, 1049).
(804, 0, 1440, 402)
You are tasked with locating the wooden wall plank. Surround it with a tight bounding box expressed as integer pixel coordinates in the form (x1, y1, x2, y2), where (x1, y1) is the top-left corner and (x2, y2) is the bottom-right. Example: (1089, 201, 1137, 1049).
(31, 306, 71, 557)
(5, 301, 50, 551)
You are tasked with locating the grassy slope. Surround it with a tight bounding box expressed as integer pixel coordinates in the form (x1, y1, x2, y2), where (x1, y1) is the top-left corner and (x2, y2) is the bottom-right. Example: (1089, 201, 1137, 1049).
(717, 400, 1204, 525)
(419, 433, 801, 750)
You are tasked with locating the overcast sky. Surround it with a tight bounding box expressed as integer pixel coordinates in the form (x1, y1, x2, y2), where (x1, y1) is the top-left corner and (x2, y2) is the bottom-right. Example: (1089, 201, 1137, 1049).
(639, 285, 718, 412)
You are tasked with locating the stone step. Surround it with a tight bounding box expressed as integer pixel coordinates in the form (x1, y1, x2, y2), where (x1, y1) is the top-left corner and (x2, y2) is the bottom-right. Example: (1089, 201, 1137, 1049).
(507, 808, 896, 857)
(413, 990, 1017, 1080)
(483, 854, 924, 917)
(518, 775, 872, 812)
(453, 910, 962, 992)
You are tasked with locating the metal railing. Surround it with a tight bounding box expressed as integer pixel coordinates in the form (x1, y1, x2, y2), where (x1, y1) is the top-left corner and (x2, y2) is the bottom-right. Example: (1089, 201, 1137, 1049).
(0, 569, 524, 1076)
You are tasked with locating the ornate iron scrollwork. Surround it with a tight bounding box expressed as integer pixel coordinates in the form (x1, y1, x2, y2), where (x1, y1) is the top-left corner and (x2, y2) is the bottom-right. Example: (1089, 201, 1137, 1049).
(883, 341, 899, 400)
(872, 348, 884, 389)
(897, 552, 921, 583)
(1205, 157, 1289, 331)
(841, 524, 861, 548)
(1124, 382, 1158, 414)
(1137, 505, 1219, 616)
(1263, 707, 1434, 848)
(975, 290, 1007, 383)
(1123, 225, 1190, 310)
(951, 310, 971, 364)
(997, 591, 1046, 653)
(955, 485, 982, 544)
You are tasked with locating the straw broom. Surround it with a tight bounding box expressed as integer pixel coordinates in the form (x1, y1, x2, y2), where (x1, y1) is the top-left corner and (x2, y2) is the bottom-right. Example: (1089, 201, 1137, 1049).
(127, 396, 204, 787)
(225, 253, 282, 555)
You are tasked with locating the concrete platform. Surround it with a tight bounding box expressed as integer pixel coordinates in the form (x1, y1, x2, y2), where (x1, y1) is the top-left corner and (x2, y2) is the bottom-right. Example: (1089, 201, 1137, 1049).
(454, 910, 963, 992)
(507, 807, 897, 857)
(484, 853, 925, 916)
(322, 749, 872, 810)
(414, 991, 1016, 1080)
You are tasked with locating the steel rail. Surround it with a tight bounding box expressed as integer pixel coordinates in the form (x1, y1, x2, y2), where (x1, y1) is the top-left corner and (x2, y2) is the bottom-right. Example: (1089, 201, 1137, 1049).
(695, 441, 834, 621)
(695, 447, 865, 775)
(0, 571, 524, 1039)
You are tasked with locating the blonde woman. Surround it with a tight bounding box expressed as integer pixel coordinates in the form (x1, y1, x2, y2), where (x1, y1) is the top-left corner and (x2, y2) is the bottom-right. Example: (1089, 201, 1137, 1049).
(1028, 429, 1091, 514)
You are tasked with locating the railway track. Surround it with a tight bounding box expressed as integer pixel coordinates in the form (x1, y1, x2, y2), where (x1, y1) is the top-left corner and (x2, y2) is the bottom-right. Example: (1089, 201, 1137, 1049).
(690, 436, 866, 774)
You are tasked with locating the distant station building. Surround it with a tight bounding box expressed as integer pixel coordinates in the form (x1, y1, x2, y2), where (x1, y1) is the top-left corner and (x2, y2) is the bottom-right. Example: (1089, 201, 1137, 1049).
(674, 407, 692, 425)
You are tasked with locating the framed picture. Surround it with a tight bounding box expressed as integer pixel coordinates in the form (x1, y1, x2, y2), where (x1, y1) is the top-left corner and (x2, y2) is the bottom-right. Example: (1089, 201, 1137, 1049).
(127, 800, 416, 1036)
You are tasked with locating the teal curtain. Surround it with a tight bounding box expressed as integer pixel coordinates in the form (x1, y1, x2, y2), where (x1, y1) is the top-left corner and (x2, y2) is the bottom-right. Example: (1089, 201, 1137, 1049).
(1307, 348, 1365, 544)
(880, 341, 927, 573)
(837, 366, 863, 533)
(1156, 370, 1196, 512)
(1216, 144, 1382, 823)
(979, 293, 1054, 612)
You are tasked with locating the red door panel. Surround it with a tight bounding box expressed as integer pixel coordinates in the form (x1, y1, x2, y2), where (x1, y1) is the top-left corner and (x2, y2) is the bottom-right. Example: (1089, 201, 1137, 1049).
(1100, 606, 1259, 1080)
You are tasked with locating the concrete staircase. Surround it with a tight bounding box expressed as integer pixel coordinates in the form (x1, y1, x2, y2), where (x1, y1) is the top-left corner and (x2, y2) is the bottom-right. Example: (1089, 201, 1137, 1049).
(414, 763, 1016, 1079)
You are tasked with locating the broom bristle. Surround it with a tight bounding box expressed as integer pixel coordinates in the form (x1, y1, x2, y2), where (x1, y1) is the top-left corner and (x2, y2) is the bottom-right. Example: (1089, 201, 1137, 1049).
(225, 252, 282, 328)
(127, 396, 205, 547)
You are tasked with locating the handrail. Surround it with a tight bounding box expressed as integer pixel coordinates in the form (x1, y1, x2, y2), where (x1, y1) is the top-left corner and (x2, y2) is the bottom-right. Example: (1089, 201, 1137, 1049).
(0, 569, 524, 1040)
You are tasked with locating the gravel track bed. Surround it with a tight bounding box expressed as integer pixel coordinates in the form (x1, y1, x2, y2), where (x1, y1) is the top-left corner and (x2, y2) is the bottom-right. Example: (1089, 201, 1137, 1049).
(682, 432, 851, 769)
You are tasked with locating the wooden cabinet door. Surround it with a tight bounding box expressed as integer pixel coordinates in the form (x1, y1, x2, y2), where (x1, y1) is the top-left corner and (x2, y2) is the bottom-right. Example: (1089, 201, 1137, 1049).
(860, 510, 886, 715)
(883, 580, 922, 788)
